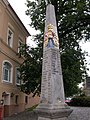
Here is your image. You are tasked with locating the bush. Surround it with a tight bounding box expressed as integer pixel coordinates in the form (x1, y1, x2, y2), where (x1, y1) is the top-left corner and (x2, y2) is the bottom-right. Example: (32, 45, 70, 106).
(69, 96, 90, 107)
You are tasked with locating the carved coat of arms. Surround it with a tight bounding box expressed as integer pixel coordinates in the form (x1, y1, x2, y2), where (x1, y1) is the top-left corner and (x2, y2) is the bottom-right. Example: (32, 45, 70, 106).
(44, 24, 59, 48)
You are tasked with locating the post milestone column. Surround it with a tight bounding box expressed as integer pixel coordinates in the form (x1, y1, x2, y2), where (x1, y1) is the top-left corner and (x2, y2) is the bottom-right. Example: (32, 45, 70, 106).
(35, 4, 72, 120)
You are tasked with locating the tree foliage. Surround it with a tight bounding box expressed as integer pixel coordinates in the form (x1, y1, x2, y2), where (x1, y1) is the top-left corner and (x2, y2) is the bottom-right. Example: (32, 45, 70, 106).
(19, 0, 90, 97)
(18, 43, 42, 96)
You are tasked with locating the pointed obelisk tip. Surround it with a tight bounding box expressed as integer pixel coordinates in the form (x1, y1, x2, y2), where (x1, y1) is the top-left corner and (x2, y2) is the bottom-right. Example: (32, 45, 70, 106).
(45, 0, 52, 5)
(44, 2, 59, 49)
(49, 0, 51, 4)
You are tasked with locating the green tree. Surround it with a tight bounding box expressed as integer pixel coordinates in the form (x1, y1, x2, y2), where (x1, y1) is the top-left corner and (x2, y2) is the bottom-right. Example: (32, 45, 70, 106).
(18, 43, 42, 96)
(19, 0, 90, 97)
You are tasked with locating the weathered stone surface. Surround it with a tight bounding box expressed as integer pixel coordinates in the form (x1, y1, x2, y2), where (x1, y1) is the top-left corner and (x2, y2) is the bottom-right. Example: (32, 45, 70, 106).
(86, 77, 90, 88)
(35, 3, 72, 120)
(38, 116, 68, 120)
(40, 48, 65, 108)
(35, 108, 72, 119)
(45, 4, 58, 37)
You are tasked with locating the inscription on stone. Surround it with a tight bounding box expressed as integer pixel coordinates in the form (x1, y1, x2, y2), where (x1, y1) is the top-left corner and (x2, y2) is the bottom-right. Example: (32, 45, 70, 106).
(86, 77, 90, 88)
(41, 48, 64, 104)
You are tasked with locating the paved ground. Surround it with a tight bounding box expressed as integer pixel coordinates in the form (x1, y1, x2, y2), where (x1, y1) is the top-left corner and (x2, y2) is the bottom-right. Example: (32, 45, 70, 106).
(3, 107, 90, 120)
(68, 107, 90, 120)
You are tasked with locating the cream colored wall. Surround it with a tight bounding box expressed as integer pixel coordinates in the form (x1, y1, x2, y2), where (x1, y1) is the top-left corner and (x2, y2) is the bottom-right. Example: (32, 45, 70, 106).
(25, 94, 40, 109)
(0, 52, 20, 97)
(0, 1, 26, 112)
(0, 1, 40, 116)
(0, 1, 26, 53)
(0, 2, 5, 39)
(6, 13, 26, 52)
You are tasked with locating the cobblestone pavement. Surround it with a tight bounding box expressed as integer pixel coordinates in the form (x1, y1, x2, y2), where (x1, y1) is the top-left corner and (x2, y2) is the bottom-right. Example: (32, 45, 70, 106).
(3, 107, 90, 120)
(68, 107, 90, 120)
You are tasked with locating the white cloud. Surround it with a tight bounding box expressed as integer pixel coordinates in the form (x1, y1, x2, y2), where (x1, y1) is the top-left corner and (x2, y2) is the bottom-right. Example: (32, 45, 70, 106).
(8, 0, 38, 35)
(8, 0, 38, 46)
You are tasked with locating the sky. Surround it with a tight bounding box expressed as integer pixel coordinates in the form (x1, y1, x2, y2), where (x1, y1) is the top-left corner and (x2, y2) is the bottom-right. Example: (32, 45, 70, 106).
(8, 0, 38, 46)
(8, 0, 33, 34)
(8, 0, 90, 75)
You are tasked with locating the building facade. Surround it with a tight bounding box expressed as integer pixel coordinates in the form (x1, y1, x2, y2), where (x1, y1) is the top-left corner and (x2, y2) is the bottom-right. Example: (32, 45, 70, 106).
(0, 0, 39, 117)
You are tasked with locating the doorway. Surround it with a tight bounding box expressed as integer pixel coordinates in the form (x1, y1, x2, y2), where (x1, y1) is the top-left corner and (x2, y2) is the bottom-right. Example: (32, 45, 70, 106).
(3, 93, 10, 117)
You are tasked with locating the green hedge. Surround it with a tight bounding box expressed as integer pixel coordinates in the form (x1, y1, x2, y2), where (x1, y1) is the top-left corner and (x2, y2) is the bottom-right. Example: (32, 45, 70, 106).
(69, 97, 90, 107)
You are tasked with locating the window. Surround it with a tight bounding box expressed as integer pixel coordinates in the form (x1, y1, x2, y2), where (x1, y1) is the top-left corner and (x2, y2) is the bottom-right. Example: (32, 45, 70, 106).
(7, 28, 13, 47)
(25, 96, 28, 104)
(18, 39, 22, 53)
(3, 61, 12, 82)
(16, 68, 20, 85)
(15, 95, 19, 104)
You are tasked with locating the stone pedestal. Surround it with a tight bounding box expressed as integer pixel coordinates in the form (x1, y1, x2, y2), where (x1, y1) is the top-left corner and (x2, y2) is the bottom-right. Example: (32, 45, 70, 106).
(35, 107, 72, 120)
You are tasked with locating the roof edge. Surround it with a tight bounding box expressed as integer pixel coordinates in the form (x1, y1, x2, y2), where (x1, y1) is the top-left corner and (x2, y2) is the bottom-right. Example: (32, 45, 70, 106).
(3, 0, 30, 36)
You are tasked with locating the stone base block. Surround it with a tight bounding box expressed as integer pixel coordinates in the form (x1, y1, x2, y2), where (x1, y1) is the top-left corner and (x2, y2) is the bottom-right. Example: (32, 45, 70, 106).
(38, 116, 68, 120)
(35, 108, 73, 120)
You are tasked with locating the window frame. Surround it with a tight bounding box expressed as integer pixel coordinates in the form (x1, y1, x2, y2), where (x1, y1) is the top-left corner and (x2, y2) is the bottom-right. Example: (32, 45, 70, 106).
(2, 60, 13, 83)
(18, 39, 23, 53)
(3, 67, 10, 81)
(16, 67, 20, 85)
(7, 27, 14, 48)
(15, 95, 19, 105)
(25, 96, 28, 104)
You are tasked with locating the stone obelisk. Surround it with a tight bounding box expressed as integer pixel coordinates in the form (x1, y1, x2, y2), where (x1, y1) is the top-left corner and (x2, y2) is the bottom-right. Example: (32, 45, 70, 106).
(35, 4, 72, 120)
